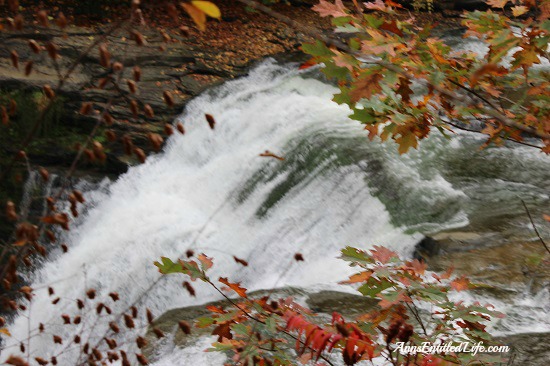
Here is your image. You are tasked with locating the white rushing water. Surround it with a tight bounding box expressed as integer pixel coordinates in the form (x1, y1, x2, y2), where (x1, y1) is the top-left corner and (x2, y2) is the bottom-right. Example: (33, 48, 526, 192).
(3, 60, 549, 364)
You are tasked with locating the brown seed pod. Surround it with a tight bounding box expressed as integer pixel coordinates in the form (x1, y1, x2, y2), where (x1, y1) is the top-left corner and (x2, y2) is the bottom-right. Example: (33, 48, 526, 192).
(109, 292, 119, 301)
(233, 256, 248, 266)
(96, 303, 105, 314)
(161, 31, 171, 43)
(109, 322, 120, 333)
(35, 357, 48, 366)
(205, 114, 216, 129)
(176, 122, 185, 134)
(6, 201, 18, 221)
(61, 244, 68, 253)
(136, 354, 148, 366)
(105, 338, 117, 350)
(24, 61, 33, 76)
(45, 230, 56, 243)
(74, 335, 81, 344)
(39, 323, 45, 332)
(133, 66, 142, 82)
(131, 306, 138, 318)
(39, 167, 49, 182)
(10, 50, 19, 69)
(61, 314, 71, 324)
(28, 40, 41, 54)
(73, 316, 81, 324)
(73, 190, 85, 203)
(163, 91, 174, 107)
(186, 249, 194, 258)
(98, 77, 110, 89)
(53, 335, 62, 344)
(102, 112, 114, 126)
(92, 348, 102, 361)
(79, 102, 93, 115)
(124, 314, 135, 328)
(37, 10, 49, 27)
(146, 308, 154, 324)
(56, 12, 68, 28)
(45, 42, 58, 60)
(144, 104, 154, 118)
(122, 135, 134, 155)
(105, 130, 117, 142)
(86, 289, 96, 299)
(51, 297, 60, 305)
(178, 320, 191, 335)
(19, 343, 25, 353)
(5, 356, 28, 366)
(84, 149, 95, 162)
(14, 14, 24, 30)
(99, 44, 110, 68)
(127, 79, 137, 94)
(134, 147, 146, 163)
(43, 84, 55, 99)
(153, 327, 164, 339)
(183, 281, 195, 297)
(136, 336, 148, 349)
(179, 26, 190, 37)
(164, 123, 174, 135)
(131, 30, 146, 46)
(130, 100, 139, 117)
(112, 62, 124, 72)
(294, 253, 304, 262)
(147, 133, 163, 151)
(51, 356, 58, 365)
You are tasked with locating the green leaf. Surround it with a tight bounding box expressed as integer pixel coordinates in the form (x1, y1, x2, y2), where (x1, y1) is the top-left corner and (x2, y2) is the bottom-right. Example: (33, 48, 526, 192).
(154, 257, 184, 274)
(301, 40, 335, 57)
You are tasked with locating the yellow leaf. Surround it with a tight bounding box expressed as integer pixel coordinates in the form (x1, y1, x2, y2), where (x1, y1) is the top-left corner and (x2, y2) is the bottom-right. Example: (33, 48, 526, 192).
(512, 5, 528, 16)
(191, 1, 221, 19)
(180, 2, 206, 31)
(0, 328, 11, 337)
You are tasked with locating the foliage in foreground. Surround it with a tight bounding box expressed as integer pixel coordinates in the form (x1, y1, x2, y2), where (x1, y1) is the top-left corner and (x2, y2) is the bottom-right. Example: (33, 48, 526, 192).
(155, 247, 507, 365)
(303, 0, 550, 154)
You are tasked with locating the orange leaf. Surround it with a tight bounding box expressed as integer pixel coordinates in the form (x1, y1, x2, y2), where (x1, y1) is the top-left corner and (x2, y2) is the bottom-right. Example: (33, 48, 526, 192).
(180, 2, 207, 31)
(511, 5, 528, 17)
(206, 305, 226, 314)
(450, 276, 470, 291)
(219, 277, 247, 298)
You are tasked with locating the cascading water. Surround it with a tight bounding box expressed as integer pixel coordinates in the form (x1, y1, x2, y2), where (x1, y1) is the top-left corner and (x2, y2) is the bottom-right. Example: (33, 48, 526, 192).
(3, 59, 549, 364)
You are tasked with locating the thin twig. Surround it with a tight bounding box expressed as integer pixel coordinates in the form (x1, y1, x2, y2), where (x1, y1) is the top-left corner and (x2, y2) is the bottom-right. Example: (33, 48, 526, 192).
(521, 199, 550, 255)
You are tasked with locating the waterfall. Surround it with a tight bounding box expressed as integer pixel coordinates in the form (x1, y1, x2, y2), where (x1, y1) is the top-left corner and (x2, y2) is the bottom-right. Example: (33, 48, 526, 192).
(3, 60, 549, 364)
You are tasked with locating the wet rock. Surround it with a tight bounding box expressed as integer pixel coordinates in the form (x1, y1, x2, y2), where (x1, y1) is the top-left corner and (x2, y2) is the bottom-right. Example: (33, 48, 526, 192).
(496, 332, 550, 366)
(413, 236, 441, 260)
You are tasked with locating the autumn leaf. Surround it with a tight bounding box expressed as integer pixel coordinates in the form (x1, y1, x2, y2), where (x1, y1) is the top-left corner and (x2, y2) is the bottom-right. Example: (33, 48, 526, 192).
(450, 276, 470, 291)
(212, 322, 233, 341)
(370, 245, 398, 264)
(511, 5, 528, 17)
(471, 63, 507, 86)
(206, 305, 226, 314)
(486, 0, 508, 8)
(0, 328, 11, 336)
(349, 72, 383, 103)
(191, 1, 221, 19)
(312, 0, 348, 18)
(218, 277, 247, 298)
(180, 2, 207, 31)
(154, 257, 184, 274)
(396, 133, 418, 155)
(198, 253, 213, 270)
